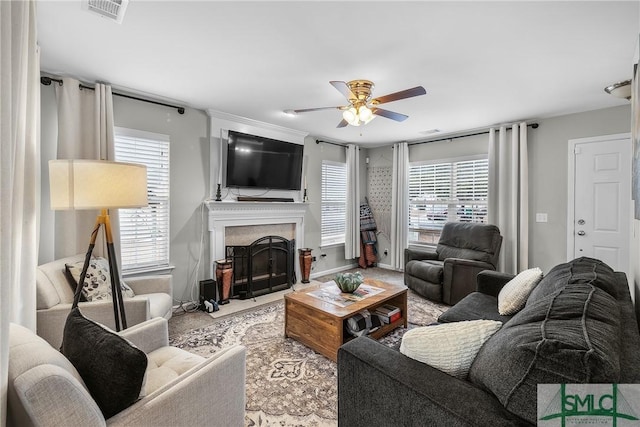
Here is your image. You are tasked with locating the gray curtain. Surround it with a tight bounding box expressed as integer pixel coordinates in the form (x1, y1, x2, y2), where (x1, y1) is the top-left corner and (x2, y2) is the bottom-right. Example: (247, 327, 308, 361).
(53, 78, 117, 260)
(488, 123, 529, 274)
(391, 142, 409, 270)
(345, 144, 360, 259)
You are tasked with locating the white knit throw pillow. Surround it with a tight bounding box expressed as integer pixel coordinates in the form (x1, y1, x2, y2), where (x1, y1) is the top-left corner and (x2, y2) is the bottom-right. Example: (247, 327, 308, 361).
(399, 320, 502, 379)
(497, 267, 543, 315)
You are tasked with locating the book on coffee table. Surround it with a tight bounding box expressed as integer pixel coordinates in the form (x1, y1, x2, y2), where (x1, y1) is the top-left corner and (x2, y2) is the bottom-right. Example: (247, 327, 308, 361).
(307, 281, 385, 308)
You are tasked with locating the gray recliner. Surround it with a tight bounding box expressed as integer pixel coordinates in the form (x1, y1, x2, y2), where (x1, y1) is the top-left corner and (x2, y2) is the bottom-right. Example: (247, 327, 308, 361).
(404, 222, 502, 305)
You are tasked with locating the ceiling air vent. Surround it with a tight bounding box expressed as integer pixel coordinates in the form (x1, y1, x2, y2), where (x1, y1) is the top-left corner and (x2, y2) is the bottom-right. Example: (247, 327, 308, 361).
(83, 0, 129, 24)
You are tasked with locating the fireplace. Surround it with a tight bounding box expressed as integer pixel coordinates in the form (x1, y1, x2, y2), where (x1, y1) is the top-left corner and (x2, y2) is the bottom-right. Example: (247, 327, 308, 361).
(226, 235, 295, 299)
(205, 201, 308, 283)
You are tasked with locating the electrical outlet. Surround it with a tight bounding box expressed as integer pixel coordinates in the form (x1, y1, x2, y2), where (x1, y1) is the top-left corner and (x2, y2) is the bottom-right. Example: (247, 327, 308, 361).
(384, 248, 388, 256)
(312, 256, 317, 261)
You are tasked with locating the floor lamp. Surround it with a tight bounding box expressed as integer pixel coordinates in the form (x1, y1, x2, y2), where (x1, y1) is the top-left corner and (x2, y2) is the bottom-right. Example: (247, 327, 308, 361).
(49, 159, 148, 331)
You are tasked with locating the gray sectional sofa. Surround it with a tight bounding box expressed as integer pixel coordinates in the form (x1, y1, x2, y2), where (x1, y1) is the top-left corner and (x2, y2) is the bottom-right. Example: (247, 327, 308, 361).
(338, 257, 640, 426)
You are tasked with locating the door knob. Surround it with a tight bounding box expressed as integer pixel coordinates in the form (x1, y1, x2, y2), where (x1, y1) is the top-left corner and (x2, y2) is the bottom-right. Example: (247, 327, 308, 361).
(577, 230, 585, 236)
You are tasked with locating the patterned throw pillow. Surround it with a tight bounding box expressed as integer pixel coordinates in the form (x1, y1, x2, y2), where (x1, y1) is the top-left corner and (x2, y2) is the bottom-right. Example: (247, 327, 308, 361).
(498, 267, 543, 315)
(400, 320, 502, 379)
(66, 257, 135, 301)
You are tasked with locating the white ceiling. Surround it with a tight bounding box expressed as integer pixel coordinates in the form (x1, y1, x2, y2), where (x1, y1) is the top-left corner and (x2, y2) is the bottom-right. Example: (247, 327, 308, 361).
(37, 1, 640, 147)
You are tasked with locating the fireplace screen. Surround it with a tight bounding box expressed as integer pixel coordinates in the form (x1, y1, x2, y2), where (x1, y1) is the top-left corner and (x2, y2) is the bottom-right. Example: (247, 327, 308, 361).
(225, 235, 295, 299)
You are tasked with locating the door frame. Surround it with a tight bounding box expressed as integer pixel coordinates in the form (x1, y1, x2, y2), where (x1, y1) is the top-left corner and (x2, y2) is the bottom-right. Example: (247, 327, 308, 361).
(566, 132, 632, 274)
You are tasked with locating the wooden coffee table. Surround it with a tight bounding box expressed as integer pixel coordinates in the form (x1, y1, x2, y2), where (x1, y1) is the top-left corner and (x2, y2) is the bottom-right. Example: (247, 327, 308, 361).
(284, 278, 408, 362)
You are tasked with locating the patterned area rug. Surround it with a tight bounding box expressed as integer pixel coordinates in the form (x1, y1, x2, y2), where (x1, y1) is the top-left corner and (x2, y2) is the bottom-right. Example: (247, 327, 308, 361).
(170, 287, 448, 427)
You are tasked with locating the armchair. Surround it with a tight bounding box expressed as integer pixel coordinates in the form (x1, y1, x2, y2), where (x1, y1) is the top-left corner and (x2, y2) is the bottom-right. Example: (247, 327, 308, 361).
(404, 222, 502, 305)
(8, 318, 246, 426)
(36, 254, 173, 348)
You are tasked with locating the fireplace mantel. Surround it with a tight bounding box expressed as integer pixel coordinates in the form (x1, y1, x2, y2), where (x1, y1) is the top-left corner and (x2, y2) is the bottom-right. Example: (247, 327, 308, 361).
(205, 201, 308, 279)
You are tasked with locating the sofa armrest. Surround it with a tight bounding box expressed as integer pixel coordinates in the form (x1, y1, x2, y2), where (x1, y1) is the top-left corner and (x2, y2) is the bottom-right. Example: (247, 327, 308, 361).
(338, 337, 528, 427)
(442, 258, 496, 305)
(404, 247, 439, 264)
(108, 345, 246, 427)
(476, 270, 515, 297)
(37, 299, 149, 349)
(118, 317, 169, 353)
(126, 275, 172, 297)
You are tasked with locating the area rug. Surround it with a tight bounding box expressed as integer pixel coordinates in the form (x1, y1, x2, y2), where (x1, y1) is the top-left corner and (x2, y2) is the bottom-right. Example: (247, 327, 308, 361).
(169, 290, 448, 427)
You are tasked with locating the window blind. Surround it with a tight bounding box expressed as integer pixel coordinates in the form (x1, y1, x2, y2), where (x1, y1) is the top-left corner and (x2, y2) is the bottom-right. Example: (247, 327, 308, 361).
(409, 157, 488, 244)
(114, 128, 170, 272)
(321, 160, 347, 246)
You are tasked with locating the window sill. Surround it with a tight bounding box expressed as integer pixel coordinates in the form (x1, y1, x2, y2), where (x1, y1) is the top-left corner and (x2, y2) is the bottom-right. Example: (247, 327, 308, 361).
(320, 242, 345, 250)
(123, 264, 175, 277)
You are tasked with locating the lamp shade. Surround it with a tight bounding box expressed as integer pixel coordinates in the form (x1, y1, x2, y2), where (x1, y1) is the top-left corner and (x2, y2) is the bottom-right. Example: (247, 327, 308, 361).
(49, 159, 148, 210)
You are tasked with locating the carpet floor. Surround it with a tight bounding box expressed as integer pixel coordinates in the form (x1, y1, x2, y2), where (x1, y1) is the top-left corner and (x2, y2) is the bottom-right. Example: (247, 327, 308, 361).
(168, 267, 449, 427)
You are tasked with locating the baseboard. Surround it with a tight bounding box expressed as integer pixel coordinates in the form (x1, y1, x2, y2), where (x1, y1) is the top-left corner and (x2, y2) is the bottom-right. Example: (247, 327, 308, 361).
(310, 263, 358, 279)
(376, 262, 396, 270)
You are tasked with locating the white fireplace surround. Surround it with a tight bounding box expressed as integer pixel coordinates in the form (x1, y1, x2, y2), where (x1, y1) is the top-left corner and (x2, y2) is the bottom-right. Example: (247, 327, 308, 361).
(205, 201, 308, 280)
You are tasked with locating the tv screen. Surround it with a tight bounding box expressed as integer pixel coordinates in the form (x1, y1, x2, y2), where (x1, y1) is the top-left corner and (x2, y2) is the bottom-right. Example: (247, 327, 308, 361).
(225, 130, 304, 190)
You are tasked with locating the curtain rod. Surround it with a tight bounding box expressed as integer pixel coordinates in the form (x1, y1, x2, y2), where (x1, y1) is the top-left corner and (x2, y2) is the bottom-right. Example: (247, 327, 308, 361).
(40, 76, 185, 115)
(408, 123, 539, 146)
(316, 139, 347, 147)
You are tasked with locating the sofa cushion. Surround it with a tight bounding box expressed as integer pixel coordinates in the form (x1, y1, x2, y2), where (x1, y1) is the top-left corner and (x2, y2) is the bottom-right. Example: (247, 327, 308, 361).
(405, 260, 443, 283)
(438, 292, 513, 323)
(468, 263, 621, 424)
(144, 346, 205, 395)
(61, 307, 148, 419)
(400, 320, 502, 379)
(497, 267, 543, 315)
(527, 257, 619, 303)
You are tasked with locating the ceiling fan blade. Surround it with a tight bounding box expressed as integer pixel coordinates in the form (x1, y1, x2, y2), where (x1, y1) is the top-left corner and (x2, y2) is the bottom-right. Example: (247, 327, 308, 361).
(337, 119, 349, 128)
(293, 106, 341, 113)
(372, 108, 408, 122)
(330, 81, 357, 101)
(371, 86, 426, 105)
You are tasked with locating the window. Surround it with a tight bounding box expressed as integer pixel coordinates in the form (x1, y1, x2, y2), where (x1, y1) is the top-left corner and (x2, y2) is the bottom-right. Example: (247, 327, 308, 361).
(114, 128, 170, 273)
(409, 156, 488, 245)
(321, 160, 347, 246)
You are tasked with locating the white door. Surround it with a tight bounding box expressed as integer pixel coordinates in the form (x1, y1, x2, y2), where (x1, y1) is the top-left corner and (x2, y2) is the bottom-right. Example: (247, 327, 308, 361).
(569, 134, 631, 276)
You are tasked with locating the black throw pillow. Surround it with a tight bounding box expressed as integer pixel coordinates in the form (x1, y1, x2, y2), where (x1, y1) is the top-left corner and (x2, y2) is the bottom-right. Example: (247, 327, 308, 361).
(61, 307, 147, 419)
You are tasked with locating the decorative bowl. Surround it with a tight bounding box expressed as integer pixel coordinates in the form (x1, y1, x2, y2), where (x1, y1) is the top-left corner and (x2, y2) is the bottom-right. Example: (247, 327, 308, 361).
(334, 272, 364, 293)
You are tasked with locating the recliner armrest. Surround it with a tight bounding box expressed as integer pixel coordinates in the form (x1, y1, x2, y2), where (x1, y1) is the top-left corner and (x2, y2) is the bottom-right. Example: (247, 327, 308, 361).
(476, 270, 515, 297)
(404, 247, 439, 264)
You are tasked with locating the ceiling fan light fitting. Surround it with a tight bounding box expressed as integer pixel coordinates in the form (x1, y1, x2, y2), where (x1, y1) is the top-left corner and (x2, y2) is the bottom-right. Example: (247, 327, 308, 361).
(358, 105, 373, 121)
(604, 79, 632, 100)
(343, 107, 358, 125)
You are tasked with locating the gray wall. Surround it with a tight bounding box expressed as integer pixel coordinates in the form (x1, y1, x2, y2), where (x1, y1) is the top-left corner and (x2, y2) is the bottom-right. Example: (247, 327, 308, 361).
(389, 105, 631, 275)
(528, 105, 631, 272)
(39, 84, 210, 303)
(112, 97, 210, 303)
(303, 138, 368, 278)
(40, 81, 632, 299)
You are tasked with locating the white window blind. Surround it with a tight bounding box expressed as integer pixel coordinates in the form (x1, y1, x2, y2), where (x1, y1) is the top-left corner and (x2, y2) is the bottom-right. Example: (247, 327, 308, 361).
(114, 128, 170, 272)
(409, 156, 488, 244)
(321, 160, 347, 246)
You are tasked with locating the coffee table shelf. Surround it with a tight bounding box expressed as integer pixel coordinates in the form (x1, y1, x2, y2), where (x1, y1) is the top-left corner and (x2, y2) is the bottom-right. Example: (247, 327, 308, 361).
(284, 278, 407, 362)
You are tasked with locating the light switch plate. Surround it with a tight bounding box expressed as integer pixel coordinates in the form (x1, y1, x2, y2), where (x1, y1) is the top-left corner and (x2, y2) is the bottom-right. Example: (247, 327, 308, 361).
(536, 213, 548, 223)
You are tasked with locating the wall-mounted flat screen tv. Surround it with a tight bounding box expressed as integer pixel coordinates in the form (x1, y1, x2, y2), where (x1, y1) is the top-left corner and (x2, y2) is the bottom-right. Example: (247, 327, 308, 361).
(225, 130, 304, 190)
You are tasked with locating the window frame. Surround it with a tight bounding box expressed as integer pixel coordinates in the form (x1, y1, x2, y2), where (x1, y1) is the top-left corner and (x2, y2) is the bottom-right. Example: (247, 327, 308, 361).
(113, 127, 171, 274)
(321, 159, 347, 247)
(408, 154, 489, 247)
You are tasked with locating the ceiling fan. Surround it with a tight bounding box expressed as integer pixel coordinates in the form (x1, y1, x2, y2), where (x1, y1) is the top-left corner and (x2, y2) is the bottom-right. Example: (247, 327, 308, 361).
(290, 80, 426, 128)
